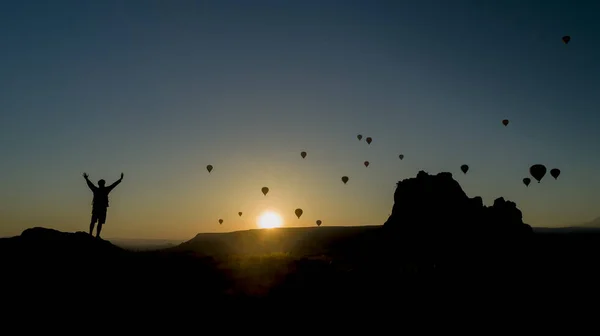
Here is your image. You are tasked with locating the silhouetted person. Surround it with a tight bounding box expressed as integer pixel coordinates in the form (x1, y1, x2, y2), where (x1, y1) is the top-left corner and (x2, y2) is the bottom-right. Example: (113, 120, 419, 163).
(83, 172, 124, 238)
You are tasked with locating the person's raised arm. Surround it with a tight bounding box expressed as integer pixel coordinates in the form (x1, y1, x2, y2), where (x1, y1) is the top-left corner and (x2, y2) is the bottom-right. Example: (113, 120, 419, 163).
(107, 173, 124, 192)
(83, 172, 97, 191)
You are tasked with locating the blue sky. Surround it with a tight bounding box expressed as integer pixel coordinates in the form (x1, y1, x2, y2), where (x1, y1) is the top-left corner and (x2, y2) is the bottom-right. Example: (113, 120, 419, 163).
(1, 0, 599, 239)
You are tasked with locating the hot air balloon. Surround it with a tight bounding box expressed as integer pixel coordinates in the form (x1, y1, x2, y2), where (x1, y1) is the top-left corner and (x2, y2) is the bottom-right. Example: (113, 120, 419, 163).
(341, 176, 349, 184)
(316, 220, 322, 227)
(562, 36, 571, 44)
(460, 164, 469, 174)
(295, 208, 303, 219)
(364, 161, 370, 167)
(238, 212, 243, 217)
(523, 178, 531, 187)
(301, 151, 307, 159)
(366, 137, 372, 145)
(550, 168, 561, 180)
(261, 187, 269, 196)
(529, 164, 547, 183)
(502, 119, 509, 127)
(206, 165, 213, 173)
(357, 134, 363, 141)
(218, 219, 223, 225)
(399, 154, 404, 160)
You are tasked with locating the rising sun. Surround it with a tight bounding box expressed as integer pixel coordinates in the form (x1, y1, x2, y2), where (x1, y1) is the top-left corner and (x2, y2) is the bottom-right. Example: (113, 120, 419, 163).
(257, 211, 283, 229)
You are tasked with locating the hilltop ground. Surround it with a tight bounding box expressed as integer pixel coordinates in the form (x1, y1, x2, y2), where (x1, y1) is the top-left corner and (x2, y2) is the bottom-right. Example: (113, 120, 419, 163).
(3, 226, 600, 310)
(3, 172, 600, 324)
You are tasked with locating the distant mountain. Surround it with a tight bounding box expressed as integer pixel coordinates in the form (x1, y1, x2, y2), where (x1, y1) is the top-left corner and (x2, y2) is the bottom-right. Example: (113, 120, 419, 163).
(534, 218, 600, 234)
(578, 217, 600, 228)
(107, 238, 185, 251)
(169, 225, 382, 257)
(533, 227, 600, 234)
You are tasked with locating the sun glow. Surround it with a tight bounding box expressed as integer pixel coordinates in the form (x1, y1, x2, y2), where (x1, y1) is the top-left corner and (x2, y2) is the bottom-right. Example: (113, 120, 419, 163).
(257, 211, 283, 229)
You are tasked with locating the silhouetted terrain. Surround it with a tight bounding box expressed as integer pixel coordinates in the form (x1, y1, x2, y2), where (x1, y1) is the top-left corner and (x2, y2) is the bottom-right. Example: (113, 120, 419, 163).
(107, 238, 184, 251)
(573, 216, 600, 228)
(3, 171, 600, 321)
(170, 225, 380, 257)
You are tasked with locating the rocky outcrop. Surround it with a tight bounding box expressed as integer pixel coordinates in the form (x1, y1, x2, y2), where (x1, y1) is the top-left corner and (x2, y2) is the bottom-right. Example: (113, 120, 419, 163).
(0, 227, 126, 268)
(1, 227, 228, 310)
(383, 171, 532, 260)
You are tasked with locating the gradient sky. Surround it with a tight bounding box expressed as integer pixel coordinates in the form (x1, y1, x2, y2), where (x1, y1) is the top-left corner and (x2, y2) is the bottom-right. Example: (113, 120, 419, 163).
(1, 0, 599, 239)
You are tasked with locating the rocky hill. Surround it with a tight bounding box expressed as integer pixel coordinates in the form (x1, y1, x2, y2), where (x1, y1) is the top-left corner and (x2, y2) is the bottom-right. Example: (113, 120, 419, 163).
(0, 227, 126, 265)
(381, 171, 533, 269)
(384, 170, 532, 234)
(1, 227, 229, 308)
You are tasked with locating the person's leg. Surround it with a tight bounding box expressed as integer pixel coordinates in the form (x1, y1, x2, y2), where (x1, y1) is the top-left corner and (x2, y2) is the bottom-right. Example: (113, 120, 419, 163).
(90, 214, 97, 235)
(96, 210, 107, 238)
(96, 223, 103, 238)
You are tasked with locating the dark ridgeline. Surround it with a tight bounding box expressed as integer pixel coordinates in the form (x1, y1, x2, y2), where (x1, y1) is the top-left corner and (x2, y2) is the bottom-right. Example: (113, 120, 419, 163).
(2, 171, 599, 322)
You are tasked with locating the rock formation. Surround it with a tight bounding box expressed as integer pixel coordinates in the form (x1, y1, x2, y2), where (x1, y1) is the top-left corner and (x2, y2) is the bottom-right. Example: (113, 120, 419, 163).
(382, 171, 533, 264)
(0, 227, 126, 270)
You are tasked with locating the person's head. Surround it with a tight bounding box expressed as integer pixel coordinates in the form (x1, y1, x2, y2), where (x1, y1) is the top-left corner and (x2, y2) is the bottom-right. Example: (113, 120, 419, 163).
(98, 179, 106, 187)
